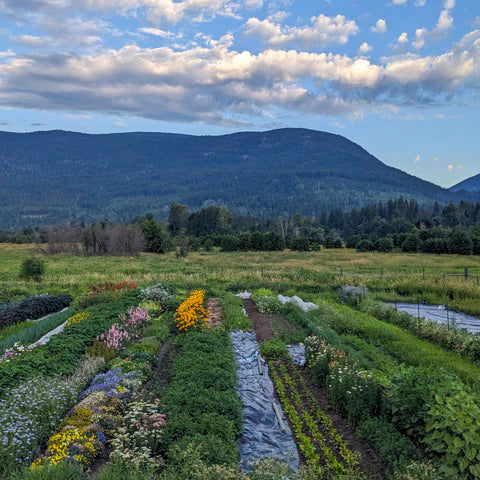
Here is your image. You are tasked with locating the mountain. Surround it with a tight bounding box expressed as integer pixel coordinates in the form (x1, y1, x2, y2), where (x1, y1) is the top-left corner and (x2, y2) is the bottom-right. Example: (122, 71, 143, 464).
(450, 174, 480, 193)
(0, 128, 477, 229)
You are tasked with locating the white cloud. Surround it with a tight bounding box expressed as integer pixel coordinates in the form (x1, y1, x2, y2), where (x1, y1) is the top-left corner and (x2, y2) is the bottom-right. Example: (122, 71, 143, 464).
(397, 32, 408, 44)
(414, 154, 420, 163)
(358, 42, 372, 54)
(371, 19, 387, 33)
(0, 30, 477, 125)
(392, 0, 407, 4)
(0, 49, 15, 59)
(413, 27, 428, 50)
(433, 0, 455, 37)
(414, 0, 426, 5)
(244, 14, 359, 47)
(138, 27, 175, 38)
(447, 164, 454, 171)
(0, 0, 264, 26)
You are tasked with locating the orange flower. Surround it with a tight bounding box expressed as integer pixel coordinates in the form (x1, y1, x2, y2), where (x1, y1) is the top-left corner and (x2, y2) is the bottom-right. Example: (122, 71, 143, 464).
(174, 290, 210, 332)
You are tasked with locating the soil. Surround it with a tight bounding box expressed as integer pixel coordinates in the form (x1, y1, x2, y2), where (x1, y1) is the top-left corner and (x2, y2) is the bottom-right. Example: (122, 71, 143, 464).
(206, 298, 224, 328)
(242, 298, 278, 341)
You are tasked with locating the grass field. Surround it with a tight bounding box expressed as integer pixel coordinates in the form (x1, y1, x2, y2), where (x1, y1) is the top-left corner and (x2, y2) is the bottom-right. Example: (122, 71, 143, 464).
(1, 243, 480, 314)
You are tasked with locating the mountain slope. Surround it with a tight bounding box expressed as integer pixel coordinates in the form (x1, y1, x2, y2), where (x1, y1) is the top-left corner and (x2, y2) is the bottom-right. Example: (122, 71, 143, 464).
(0, 128, 477, 228)
(450, 174, 480, 193)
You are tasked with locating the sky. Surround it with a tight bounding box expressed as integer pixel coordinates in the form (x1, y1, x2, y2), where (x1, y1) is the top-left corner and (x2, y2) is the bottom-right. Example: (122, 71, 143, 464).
(0, 0, 478, 188)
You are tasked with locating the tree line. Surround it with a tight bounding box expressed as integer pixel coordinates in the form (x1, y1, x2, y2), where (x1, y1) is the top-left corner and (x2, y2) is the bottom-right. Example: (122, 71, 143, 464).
(1, 198, 479, 256)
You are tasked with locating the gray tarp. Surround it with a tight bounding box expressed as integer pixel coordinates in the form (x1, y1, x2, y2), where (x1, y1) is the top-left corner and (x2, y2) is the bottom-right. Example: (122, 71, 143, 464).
(230, 330, 299, 472)
(286, 344, 306, 366)
(385, 303, 480, 334)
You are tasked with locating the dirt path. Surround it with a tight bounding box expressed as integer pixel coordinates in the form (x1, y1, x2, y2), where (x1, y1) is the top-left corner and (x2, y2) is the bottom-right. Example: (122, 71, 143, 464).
(206, 298, 223, 328)
(242, 298, 274, 341)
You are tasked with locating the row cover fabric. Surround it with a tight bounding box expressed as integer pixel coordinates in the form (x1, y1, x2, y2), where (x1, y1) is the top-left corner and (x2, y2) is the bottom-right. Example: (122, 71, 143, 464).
(385, 302, 480, 334)
(230, 330, 299, 472)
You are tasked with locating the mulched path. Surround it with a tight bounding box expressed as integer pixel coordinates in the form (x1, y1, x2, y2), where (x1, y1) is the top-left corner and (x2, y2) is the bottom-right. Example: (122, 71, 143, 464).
(206, 298, 224, 328)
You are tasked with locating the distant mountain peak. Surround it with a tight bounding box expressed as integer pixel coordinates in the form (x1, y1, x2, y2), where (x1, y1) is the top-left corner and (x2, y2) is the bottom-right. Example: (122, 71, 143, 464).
(450, 174, 480, 193)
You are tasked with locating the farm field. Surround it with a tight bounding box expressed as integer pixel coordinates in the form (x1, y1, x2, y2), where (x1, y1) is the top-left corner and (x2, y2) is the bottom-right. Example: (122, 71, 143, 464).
(1, 244, 480, 479)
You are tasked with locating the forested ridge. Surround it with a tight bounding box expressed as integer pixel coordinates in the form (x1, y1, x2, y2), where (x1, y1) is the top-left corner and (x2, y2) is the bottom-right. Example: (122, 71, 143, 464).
(0, 128, 478, 229)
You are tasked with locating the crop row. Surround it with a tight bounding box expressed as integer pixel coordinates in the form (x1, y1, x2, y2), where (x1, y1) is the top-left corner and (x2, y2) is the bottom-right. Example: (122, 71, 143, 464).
(0, 291, 139, 399)
(307, 297, 480, 389)
(269, 359, 362, 478)
(0, 294, 72, 329)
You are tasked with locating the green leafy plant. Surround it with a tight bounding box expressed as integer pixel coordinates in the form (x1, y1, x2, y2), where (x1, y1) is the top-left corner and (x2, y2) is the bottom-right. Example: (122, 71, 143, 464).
(18, 258, 45, 282)
(424, 383, 480, 478)
(260, 339, 289, 360)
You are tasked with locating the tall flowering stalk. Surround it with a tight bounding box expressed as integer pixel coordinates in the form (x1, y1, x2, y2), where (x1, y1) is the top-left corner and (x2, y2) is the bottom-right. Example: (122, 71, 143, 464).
(97, 306, 149, 351)
(174, 290, 210, 332)
(98, 324, 132, 350)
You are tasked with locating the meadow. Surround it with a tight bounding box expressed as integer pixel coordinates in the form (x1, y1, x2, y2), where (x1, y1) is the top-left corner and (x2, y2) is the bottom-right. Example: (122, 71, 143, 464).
(1, 244, 480, 315)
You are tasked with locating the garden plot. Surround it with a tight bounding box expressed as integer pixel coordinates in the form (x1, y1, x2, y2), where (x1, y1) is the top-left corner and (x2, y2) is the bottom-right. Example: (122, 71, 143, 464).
(386, 302, 480, 334)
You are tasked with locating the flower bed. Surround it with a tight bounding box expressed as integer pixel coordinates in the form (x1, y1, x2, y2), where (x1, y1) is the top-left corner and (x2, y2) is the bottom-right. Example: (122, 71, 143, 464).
(174, 290, 209, 332)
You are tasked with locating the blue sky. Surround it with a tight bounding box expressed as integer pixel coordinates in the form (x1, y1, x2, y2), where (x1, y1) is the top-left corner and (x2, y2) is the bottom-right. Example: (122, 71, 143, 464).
(0, 0, 478, 188)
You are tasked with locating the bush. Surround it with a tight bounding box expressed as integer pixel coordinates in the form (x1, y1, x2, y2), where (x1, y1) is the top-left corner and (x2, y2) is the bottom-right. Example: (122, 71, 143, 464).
(355, 239, 375, 252)
(138, 283, 174, 310)
(18, 258, 45, 281)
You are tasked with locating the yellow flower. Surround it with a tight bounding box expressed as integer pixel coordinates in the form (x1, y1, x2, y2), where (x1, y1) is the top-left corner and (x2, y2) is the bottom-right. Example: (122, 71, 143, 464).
(174, 290, 210, 333)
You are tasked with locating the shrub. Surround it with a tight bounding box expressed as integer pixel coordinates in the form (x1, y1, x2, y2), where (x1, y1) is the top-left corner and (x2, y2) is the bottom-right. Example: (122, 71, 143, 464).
(19, 258, 45, 281)
(355, 239, 375, 252)
(138, 283, 174, 310)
